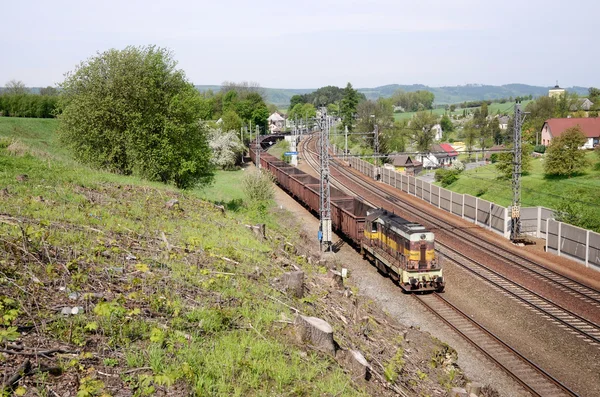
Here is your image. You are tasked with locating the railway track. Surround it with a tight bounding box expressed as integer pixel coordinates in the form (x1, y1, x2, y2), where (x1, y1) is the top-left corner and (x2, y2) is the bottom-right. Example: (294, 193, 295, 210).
(300, 134, 600, 347)
(336, 156, 600, 309)
(414, 293, 577, 397)
(296, 134, 588, 396)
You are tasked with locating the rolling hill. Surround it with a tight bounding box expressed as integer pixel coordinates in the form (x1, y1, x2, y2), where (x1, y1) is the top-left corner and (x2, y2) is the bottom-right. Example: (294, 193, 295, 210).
(195, 84, 591, 107)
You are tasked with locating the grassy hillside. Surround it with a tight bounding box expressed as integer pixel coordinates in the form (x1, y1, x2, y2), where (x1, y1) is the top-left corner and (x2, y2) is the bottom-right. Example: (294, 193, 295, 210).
(0, 117, 468, 396)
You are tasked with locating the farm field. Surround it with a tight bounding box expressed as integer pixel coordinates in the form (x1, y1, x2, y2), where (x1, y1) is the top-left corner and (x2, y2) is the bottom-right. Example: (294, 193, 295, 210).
(393, 100, 532, 122)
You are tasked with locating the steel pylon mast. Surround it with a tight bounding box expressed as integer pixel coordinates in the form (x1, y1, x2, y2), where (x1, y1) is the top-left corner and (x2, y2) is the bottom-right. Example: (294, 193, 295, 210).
(318, 109, 332, 252)
(255, 125, 261, 169)
(511, 101, 523, 241)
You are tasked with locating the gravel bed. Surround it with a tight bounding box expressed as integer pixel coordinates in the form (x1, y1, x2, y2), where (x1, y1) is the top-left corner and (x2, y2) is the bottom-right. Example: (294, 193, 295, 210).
(272, 185, 532, 397)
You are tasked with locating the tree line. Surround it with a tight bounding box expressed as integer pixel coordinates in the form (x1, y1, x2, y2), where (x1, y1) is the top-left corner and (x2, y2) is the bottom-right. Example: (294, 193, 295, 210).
(0, 81, 59, 118)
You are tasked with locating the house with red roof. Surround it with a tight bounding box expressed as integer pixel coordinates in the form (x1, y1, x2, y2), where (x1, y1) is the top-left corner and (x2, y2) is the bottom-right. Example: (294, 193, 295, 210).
(439, 143, 458, 162)
(540, 118, 600, 149)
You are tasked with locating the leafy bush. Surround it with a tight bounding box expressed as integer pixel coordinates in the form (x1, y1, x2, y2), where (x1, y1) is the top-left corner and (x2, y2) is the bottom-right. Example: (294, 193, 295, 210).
(533, 145, 546, 154)
(434, 168, 460, 187)
(58, 45, 213, 189)
(490, 153, 498, 163)
(243, 170, 275, 204)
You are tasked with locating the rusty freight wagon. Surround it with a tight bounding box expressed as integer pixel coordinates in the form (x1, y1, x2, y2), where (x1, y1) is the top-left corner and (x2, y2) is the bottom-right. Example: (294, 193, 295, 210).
(249, 142, 444, 293)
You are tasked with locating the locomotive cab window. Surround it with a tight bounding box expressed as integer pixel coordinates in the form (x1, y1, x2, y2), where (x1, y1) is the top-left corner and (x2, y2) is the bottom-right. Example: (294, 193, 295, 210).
(371, 222, 377, 233)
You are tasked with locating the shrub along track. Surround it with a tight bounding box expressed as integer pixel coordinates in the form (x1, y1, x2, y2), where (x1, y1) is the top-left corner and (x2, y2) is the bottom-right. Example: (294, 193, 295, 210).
(298, 133, 592, 396)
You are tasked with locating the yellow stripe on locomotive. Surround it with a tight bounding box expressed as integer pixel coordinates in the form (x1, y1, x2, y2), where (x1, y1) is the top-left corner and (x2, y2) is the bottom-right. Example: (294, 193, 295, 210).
(361, 208, 444, 293)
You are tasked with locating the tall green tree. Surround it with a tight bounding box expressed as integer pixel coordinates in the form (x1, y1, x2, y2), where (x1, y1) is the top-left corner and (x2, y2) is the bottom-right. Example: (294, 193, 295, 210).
(440, 114, 454, 134)
(288, 94, 304, 110)
(340, 82, 359, 132)
(544, 126, 588, 176)
(410, 111, 437, 152)
(59, 45, 213, 188)
(494, 144, 533, 179)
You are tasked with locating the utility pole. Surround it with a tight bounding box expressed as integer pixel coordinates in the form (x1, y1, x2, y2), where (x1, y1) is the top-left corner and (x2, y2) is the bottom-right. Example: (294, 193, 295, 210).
(344, 125, 348, 161)
(373, 124, 379, 166)
(318, 108, 332, 252)
(240, 126, 244, 164)
(511, 100, 523, 241)
(255, 125, 261, 169)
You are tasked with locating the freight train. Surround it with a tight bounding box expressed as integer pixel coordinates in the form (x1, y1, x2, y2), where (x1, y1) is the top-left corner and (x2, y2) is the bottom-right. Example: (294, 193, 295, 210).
(249, 141, 444, 293)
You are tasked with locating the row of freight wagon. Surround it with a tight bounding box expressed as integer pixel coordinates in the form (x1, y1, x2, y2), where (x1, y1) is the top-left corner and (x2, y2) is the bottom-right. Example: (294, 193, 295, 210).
(249, 145, 371, 245)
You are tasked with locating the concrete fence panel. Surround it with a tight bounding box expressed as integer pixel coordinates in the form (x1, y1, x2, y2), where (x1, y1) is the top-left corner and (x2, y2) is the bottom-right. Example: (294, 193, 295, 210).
(490, 204, 507, 235)
(477, 199, 491, 228)
(546, 219, 559, 255)
(464, 195, 477, 222)
(520, 207, 540, 237)
(401, 174, 409, 193)
(408, 176, 416, 195)
(422, 181, 431, 204)
(431, 185, 440, 207)
(451, 192, 463, 217)
(560, 223, 588, 264)
(540, 207, 554, 238)
(588, 231, 600, 269)
(416, 179, 423, 199)
(439, 188, 452, 212)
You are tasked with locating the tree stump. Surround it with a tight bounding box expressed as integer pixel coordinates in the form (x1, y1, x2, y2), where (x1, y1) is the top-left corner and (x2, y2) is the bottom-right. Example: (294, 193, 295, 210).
(337, 349, 370, 380)
(165, 199, 179, 209)
(448, 388, 468, 397)
(282, 271, 304, 298)
(467, 382, 482, 396)
(295, 315, 335, 356)
(329, 270, 344, 290)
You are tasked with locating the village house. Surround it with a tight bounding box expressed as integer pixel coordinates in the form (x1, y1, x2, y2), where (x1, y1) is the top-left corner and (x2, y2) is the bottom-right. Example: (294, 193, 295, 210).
(391, 155, 422, 176)
(439, 143, 458, 162)
(540, 118, 600, 149)
(268, 112, 286, 134)
(417, 143, 453, 169)
(498, 115, 510, 130)
(570, 98, 594, 112)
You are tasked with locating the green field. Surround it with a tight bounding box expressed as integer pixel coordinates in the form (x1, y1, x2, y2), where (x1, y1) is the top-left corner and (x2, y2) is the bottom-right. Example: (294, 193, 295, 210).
(393, 100, 532, 122)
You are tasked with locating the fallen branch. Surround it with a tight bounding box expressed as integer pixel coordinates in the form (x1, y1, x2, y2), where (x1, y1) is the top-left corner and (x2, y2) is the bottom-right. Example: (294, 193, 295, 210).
(0, 347, 78, 357)
(266, 295, 300, 313)
(3, 359, 31, 389)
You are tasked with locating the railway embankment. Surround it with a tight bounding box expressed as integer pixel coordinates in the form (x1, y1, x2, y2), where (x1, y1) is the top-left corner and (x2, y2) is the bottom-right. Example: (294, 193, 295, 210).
(0, 126, 491, 396)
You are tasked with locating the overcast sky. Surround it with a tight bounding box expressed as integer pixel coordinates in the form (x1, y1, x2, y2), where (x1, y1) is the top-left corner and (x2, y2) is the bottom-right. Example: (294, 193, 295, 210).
(2, 0, 598, 89)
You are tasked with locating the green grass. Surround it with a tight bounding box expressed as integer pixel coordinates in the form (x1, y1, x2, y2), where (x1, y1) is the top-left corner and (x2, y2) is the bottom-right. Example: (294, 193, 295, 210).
(195, 168, 248, 204)
(0, 117, 368, 396)
(444, 152, 600, 210)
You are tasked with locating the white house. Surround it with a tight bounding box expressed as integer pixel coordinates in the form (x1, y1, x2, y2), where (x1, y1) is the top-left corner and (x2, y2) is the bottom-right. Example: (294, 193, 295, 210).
(268, 112, 286, 134)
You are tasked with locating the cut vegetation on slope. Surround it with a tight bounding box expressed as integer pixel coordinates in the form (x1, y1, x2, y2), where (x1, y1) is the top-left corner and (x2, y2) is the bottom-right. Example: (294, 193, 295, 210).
(0, 117, 472, 396)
